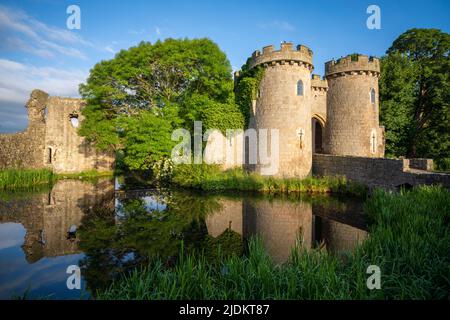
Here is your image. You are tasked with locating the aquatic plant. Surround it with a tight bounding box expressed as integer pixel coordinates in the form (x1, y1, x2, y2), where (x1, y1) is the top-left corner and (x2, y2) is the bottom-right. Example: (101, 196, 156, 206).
(0, 169, 55, 191)
(97, 186, 450, 300)
(172, 164, 367, 197)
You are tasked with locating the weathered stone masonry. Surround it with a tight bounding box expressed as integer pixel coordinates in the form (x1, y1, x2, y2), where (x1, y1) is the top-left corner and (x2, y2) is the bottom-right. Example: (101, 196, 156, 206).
(234, 44, 387, 178)
(0, 90, 48, 169)
(313, 154, 450, 190)
(225, 42, 450, 188)
(1, 45, 448, 190)
(0, 89, 114, 173)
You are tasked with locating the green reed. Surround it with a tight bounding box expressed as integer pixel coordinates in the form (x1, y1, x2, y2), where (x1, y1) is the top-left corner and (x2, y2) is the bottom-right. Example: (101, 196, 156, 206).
(97, 185, 449, 300)
(172, 164, 367, 197)
(0, 168, 55, 191)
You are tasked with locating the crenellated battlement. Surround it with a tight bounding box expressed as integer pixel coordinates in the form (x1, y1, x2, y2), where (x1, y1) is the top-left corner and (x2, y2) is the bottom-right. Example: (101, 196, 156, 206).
(311, 74, 328, 91)
(325, 54, 380, 78)
(248, 42, 313, 70)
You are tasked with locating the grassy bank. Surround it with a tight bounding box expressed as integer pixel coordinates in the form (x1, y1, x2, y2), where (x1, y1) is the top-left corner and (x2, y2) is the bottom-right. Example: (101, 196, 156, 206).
(0, 169, 55, 191)
(0, 169, 113, 191)
(172, 164, 367, 197)
(97, 185, 449, 300)
(57, 170, 114, 181)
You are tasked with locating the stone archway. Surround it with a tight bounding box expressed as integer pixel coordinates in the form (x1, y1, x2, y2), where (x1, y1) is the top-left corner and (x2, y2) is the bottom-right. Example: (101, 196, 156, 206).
(312, 115, 325, 154)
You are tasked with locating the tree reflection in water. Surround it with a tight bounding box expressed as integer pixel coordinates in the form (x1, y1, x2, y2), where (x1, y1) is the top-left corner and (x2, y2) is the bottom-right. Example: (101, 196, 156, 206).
(0, 178, 367, 298)
(77, 190, 245, 294)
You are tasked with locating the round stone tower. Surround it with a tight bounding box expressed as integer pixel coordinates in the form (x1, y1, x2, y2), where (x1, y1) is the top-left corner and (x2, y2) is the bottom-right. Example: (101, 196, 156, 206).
(324, 54, 384, 157)
(247, 42, 314, 177)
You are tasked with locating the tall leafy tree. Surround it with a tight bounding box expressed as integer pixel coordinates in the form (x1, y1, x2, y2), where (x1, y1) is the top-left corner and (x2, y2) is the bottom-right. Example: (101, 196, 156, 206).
(79, 38, 243, 170)
(380, 29, 449, 167)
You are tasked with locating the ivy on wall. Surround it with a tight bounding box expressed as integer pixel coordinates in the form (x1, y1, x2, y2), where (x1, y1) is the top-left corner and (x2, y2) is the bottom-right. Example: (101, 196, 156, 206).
(234, 62, 265, 128)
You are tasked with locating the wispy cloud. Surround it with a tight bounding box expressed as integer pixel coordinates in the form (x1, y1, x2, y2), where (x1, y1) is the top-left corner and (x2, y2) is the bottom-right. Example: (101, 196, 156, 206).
(0, 58, 87, 104)
(0, 5, 91, 59)
(258, 20, 295, 32)
(128, 26, 163, 37)
(128, 29, 146, 35)
(104, 45, 116, 54)
(0, 58, 88, 132)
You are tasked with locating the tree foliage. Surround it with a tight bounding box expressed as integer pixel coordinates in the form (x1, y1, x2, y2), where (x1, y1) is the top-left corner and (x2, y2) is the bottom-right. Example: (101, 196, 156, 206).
(380, 28, 449, 167)
(79, 38, 244, 170)
(234, 62, 265, 128)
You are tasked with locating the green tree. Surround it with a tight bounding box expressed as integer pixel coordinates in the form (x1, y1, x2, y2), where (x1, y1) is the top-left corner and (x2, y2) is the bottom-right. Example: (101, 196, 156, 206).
(121, 110, 176, 170)
(380, 28, 449, 166)
(79, 38, 243, 170)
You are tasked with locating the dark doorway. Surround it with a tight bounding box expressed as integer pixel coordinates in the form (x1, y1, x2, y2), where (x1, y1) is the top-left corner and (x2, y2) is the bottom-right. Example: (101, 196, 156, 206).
(312, 118, 323, 153)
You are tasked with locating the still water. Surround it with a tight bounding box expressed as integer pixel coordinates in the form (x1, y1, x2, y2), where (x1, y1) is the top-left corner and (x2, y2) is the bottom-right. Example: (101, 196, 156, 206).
(0, 178, 368, 299)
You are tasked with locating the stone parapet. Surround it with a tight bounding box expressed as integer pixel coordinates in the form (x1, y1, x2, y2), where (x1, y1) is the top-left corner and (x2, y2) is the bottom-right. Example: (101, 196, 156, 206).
(325, 54, 380, 78)
(248, 42, 313, 70)
(311, 74, 328, 91)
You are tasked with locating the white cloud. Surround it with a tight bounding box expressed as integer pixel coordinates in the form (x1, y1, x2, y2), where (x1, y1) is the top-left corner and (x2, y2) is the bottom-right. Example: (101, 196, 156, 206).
(0, 58, 87, 105)
(0, 58, 88, 132)
(0, 5, 90, 59)
(258, 20, 295, 32)
(128, 26, 163, 37)
(104, 45, 116, 54)
(128, 29, 146, 35)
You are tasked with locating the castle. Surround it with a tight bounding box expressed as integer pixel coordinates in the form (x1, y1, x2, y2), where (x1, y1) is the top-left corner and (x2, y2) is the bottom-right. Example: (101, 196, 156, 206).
(206, 42, 449, 189)
(0, 89, 114, 173)
(0, 42, 448, 189)
(237, 42, 384, 177)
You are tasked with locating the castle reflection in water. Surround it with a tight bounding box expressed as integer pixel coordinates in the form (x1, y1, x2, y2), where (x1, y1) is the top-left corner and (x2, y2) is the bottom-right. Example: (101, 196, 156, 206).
(0, 178, 367, 266)
(0, 179, 115, 264)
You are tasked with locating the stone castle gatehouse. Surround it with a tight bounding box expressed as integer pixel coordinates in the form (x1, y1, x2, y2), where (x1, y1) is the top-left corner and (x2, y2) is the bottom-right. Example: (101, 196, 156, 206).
(206, 42, 450, 189)
(0, 89, 114, 173)
(240, 43, 385, 177)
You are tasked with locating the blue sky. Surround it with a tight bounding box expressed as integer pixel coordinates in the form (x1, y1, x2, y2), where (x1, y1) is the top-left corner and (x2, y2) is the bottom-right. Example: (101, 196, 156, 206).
(0, 0, 449, 132)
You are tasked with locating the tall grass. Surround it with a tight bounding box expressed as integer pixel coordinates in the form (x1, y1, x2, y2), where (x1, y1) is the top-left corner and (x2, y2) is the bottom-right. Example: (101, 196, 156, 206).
(57, 170, 114, 181)
(172, 164, 367, 197)
(0, 169, 55, 191)
(97, 185, 450, 300)
(0, 168, 113, 191)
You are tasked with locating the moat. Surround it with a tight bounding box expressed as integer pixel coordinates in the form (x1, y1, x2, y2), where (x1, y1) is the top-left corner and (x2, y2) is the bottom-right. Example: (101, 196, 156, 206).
(0, 178, 368, 299)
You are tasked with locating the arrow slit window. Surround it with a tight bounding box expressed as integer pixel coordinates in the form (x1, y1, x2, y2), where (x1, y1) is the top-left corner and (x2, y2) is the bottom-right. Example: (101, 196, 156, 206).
(297, 80, 304, 96)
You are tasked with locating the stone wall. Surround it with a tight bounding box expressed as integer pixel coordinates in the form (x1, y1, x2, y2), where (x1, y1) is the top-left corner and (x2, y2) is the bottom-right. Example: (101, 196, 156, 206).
(203, 130, 245, 170)
(0, 90, 114, 173)
(311, 74, 327, 153)
(313, 154, 450, 189)
(44, 97, 114, 173)
(409, 158, 434, 171)
(311, 74, 327, 121)
(0, 90, 48, 169)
